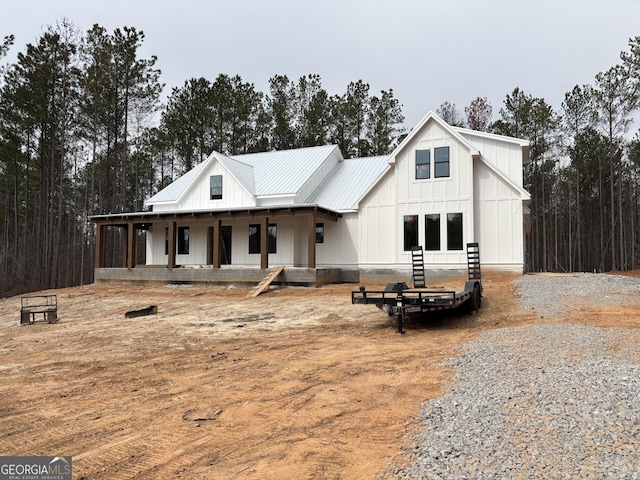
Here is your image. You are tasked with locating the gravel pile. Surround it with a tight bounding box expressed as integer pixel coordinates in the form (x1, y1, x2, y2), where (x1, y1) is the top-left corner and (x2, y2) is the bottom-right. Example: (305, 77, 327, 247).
(386, 273, 640, 479)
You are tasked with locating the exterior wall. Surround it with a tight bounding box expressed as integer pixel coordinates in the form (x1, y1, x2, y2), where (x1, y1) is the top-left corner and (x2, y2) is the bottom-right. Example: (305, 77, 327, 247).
(473, 158, 525, 270)
(317, 213, 358, 268)
(176, 161, 255, 211)
(146, 216, 303, 267)
(456, 130, 526, 188)
(358, 120, 475, 270)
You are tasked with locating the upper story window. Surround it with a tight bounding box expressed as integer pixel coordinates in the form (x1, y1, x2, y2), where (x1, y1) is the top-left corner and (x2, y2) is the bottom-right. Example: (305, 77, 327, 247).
(415, 146, 450, 180)
(210, 175, 222, 200)
(415, 150, 430, 179)
(434, 147, 450, 178)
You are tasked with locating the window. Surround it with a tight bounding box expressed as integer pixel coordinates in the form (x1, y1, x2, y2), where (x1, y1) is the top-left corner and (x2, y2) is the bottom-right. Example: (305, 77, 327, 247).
(434, 147, 450, 178)
(415, 150, 430, 179)
(210, 175, 222, 200)
(403, 215, 418, 251)
(268, 224, 277, 253)
(425, 214, 441, 251)
(447, 213, 463, 250)
(248, 224, 260, 254)
(249, 223, 277, 254)
(178, 226, 190, 254)
(316, 223, 324, 243)
(164, 227, 169, 255)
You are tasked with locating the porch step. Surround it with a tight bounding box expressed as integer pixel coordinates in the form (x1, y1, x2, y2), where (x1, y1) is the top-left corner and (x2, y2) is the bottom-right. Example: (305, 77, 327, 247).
(249, 266, 285, 297)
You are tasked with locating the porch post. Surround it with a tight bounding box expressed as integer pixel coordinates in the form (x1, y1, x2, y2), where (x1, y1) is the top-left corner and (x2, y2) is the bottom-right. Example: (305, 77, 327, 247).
(261, 216, 269, 269)
(127, 221, 136, 270)
(213, 219, 222, 268)
(168, 221, 176, 270)
(308, 210, 316, 269)
(95, 223, 104, 268)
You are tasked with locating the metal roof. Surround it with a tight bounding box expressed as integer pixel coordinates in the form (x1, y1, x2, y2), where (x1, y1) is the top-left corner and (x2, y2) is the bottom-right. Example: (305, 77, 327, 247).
(146, 145, 340, 205)
(145, 160, 208, 204)
(217, 152, 255, 195)
(308, 155, 389, 211)
(235, 145, 339, 196)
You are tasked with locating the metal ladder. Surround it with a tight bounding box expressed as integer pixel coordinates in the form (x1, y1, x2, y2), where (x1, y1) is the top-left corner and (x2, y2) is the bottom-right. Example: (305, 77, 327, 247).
(467, 242, 481, 281)
(411, 246, 426, 288)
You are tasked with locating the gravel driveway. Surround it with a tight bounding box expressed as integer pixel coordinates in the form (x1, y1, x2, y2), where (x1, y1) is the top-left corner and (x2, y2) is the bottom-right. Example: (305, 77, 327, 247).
(387, 273, 640, 479)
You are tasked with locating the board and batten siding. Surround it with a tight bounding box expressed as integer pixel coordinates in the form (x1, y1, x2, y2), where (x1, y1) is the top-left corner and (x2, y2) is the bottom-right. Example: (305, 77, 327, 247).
(176, 161, 255, 211)
(473, 156, 524, 269)
(146, 217, 300, 267)
(357, 121, 475, 269)
(456, 132, 526, 188)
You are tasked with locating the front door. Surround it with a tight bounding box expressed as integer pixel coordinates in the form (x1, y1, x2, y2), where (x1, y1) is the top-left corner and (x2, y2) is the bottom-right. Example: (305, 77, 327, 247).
(207, 225, 232, 265)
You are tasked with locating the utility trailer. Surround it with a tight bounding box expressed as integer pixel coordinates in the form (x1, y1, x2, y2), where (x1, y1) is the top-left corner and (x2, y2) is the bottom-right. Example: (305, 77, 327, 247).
(352, 243, 482, 333)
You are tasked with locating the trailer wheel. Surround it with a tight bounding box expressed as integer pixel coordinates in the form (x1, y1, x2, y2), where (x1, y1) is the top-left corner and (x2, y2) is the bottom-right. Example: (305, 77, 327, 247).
(469, 283, 481, 313)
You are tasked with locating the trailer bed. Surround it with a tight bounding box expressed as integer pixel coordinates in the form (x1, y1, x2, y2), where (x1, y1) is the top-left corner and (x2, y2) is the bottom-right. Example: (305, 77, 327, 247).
(352, 281, 478, 313)
(351, 243, 482, 333)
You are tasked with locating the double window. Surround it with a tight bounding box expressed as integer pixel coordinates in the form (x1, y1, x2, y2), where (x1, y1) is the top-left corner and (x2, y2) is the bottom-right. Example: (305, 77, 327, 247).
(249, 223, 277, 254)
(403, 213, 463, 251)
(415, 146, 450, 179)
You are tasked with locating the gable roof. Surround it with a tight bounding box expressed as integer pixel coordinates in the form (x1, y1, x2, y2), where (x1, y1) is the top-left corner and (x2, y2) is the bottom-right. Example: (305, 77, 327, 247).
(387, 111, 481, 163)
(145, 112, 530, 211)
(361, 110, 530, 202)
(146, 145, 340, 206)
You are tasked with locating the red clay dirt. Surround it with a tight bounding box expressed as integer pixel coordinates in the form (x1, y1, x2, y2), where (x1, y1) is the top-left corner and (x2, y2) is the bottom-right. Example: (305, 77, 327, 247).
(1, 272, 638, 479)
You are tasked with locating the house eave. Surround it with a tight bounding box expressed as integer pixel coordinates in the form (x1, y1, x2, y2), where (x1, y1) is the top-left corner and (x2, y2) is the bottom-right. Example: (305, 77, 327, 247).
(90, 204, 342, 225)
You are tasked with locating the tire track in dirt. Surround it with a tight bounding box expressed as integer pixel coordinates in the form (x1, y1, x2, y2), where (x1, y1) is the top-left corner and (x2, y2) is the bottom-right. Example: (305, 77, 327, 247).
(0, 276, 525, 478)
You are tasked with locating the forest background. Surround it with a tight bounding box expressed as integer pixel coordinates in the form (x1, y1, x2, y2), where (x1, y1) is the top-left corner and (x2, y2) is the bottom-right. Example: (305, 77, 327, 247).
(1, 20, 640, 295)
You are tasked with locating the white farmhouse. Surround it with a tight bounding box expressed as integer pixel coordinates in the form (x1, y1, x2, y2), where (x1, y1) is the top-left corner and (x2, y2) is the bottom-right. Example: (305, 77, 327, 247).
(91, 112, 530, 286)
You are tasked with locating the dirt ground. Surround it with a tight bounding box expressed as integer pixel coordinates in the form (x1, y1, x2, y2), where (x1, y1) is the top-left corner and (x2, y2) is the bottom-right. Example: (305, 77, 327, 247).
(1, 272, 639, 479)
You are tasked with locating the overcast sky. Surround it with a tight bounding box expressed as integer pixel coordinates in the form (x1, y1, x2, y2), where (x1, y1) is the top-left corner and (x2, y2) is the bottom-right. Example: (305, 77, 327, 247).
(2, 0, 640, 129)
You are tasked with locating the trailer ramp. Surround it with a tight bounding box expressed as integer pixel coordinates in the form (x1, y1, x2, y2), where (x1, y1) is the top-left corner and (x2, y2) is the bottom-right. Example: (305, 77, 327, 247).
(411, 246, 426, 288)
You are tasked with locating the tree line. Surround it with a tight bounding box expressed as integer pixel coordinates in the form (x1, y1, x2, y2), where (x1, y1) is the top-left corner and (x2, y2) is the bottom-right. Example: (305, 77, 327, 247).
(0, 20, 406, 295)
(437, 38, 640, 274)
(1, 20, 640, 295)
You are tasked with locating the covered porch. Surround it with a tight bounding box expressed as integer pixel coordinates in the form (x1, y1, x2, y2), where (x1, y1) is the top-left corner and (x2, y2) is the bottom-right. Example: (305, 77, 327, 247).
(90, 205, 355, 286)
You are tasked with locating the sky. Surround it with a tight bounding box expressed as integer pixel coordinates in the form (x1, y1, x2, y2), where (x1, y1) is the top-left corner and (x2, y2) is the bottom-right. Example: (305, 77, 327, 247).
(2, 0, 640, 129)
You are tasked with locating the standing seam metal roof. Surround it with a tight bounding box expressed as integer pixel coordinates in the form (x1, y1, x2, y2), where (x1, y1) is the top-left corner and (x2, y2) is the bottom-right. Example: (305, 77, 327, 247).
(146, 145, 340, 205)
(307, 155, 389, 211)
(235, 145, 339, 195)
